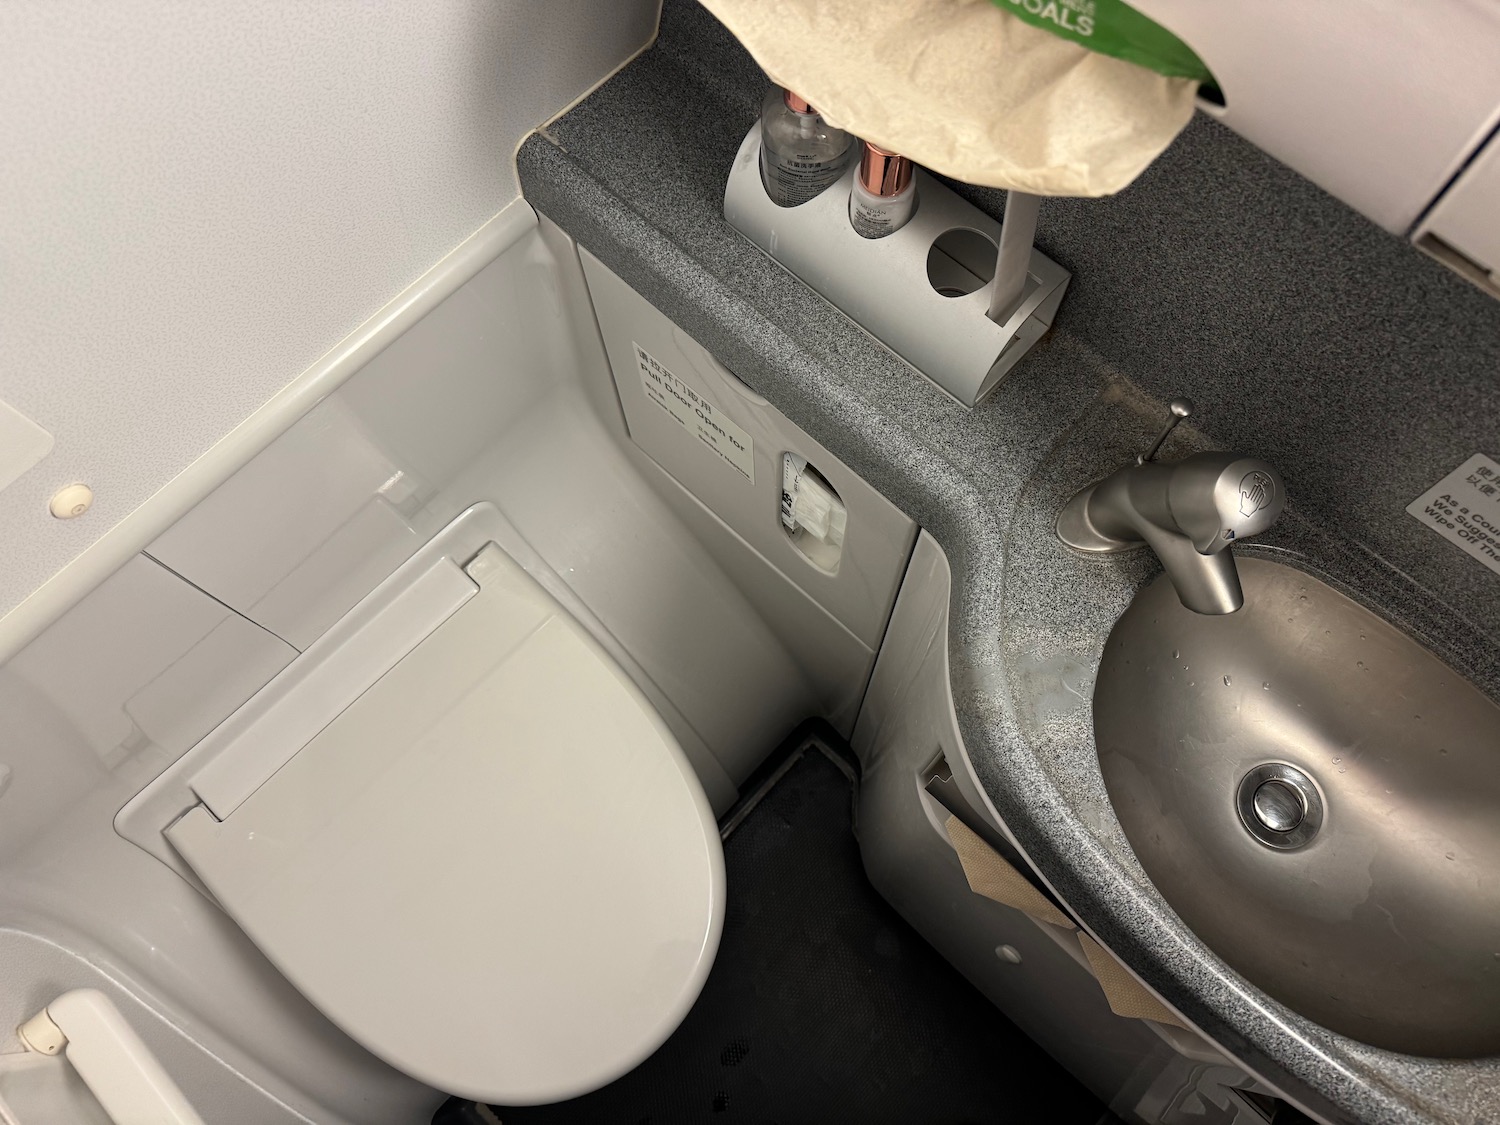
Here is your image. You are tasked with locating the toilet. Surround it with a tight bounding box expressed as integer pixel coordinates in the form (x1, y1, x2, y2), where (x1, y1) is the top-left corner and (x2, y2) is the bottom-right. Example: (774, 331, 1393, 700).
(125, 505, 726, 1105)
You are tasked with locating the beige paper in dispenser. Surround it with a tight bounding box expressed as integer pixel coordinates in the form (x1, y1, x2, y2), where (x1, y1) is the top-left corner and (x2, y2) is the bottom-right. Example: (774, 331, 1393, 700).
(699, 0, 1199, 196)
(1077, 932, 1190, 1029)
(945, 815, 1074, 929)
(945, 814, 1190, 1030)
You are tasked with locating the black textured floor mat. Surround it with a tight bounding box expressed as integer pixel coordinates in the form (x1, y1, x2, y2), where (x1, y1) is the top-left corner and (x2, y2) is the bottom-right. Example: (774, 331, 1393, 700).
(449, 735, 1109, 1125)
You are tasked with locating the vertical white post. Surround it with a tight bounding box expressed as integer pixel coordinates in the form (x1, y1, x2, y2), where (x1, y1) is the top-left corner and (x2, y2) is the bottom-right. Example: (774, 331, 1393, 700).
(988, 191, 1042, 324)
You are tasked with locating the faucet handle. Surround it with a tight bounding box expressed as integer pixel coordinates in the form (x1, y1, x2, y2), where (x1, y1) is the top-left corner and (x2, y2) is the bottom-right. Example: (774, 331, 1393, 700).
(1140, 397, 1195, 463)
(1168, 453, 1285, 554)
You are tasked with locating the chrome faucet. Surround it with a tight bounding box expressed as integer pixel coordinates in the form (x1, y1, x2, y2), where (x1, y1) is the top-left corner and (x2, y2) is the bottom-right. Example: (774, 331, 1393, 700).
(1055, 398, 1285, 614)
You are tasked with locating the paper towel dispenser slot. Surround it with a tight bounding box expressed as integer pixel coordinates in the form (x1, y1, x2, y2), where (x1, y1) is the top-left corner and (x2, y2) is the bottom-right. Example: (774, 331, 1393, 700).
(922, 751, 1038, 887)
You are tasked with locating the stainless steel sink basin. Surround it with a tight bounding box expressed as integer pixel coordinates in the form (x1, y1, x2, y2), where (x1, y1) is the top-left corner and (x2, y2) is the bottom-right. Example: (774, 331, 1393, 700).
(1094, 557, 1500, 1057)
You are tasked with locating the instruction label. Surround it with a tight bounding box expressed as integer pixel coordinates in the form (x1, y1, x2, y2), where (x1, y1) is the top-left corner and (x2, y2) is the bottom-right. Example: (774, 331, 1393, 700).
(634, 343, 754, 483)
(1407, 453, 1500, 576)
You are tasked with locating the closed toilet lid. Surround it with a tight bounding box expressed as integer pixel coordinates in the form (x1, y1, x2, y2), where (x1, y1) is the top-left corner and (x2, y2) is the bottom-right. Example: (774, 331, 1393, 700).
(166, 542, 725, 1106)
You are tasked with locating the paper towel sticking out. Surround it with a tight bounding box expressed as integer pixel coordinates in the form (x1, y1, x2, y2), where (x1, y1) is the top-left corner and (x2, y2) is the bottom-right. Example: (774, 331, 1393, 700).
(945, 815, 1074, 929)
(700, 0, 1199, 196)
(1077, 932, 1190, 1028)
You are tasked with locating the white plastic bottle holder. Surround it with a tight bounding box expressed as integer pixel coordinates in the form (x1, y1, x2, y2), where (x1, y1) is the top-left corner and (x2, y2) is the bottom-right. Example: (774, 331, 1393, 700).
(723, 126, 1071, 408)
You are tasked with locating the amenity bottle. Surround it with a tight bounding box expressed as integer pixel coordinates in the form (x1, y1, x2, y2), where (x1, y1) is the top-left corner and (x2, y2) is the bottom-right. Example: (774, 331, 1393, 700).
(759, 87, 853, 208)
(849, 142, 916, 238)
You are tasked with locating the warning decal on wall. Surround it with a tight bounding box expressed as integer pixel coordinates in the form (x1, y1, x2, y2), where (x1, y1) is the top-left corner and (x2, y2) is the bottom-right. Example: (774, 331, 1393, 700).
(634, 343, 754, 484)
(1407, 453, 1500, 577)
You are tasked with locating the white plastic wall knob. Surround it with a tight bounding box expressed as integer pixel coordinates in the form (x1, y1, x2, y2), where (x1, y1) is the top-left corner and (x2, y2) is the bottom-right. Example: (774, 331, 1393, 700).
(49, 483, 93, 519)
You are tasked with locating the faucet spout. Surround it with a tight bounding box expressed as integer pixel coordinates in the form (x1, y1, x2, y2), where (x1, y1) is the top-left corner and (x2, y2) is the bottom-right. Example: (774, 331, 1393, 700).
(1140, 526, 1244, 613)
(1055, 450, 1284, 615)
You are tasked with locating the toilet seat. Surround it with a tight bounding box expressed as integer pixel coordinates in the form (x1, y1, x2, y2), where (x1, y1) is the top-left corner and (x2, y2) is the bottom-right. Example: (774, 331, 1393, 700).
(157, 525, 725, 1105)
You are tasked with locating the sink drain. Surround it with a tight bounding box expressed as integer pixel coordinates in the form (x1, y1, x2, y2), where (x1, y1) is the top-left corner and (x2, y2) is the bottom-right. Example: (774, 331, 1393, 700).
(1236, 763, 1323, 849)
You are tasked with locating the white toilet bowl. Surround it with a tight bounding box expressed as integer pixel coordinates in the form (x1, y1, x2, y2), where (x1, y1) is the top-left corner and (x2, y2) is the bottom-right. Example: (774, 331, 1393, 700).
(125, 505, 726, 1105)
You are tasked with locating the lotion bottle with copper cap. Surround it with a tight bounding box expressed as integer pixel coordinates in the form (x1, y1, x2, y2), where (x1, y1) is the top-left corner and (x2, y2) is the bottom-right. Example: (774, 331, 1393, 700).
(849, 142, 916, 239)
(758, 86, 853, 208)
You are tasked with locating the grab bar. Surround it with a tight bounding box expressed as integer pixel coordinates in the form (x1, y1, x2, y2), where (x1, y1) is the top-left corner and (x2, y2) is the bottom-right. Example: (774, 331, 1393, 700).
(17, 989, 203, 1125)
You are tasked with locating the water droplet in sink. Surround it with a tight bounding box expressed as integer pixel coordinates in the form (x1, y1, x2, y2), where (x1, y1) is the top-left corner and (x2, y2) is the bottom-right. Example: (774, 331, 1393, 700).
(1357, 660, 1365, 669)
(1360, 634, 1366, 641)
(1414, 714, 1422, 721)
(1439, 747, 1449, 755)
(1262, 681, 1271, 690)
(1332, 757, 1341, 763)
(1299, 594, 1307, 601)
(1223, 675, 1232, 687)
(1172, 650, 1179, 659)
(1446, 852, 1456, 861)
(1338, 767, 1346, 773)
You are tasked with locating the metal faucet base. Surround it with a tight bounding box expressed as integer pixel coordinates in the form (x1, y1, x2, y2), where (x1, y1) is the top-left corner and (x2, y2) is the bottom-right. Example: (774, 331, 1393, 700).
(1055, 486, 1141, 554)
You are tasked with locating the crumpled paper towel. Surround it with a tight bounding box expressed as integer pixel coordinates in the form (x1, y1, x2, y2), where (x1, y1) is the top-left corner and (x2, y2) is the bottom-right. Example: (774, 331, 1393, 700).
(700, 0, 1199, 196)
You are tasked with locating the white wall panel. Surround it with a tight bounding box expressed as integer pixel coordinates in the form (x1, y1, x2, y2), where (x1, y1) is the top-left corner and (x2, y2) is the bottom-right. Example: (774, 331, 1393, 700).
(3, 556, 294, 780)
(0, 0, 658, 620)
(1133, 0, 1500, 233)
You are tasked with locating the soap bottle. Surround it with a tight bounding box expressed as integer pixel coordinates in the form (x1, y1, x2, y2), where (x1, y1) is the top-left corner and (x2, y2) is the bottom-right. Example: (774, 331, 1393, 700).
(758, 87, 853, 208)
(849, 142, 916, 238)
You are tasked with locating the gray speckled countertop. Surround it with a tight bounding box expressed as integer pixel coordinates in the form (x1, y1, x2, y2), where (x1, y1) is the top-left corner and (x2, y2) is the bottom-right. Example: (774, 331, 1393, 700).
(517, 4, 1500, 1122)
